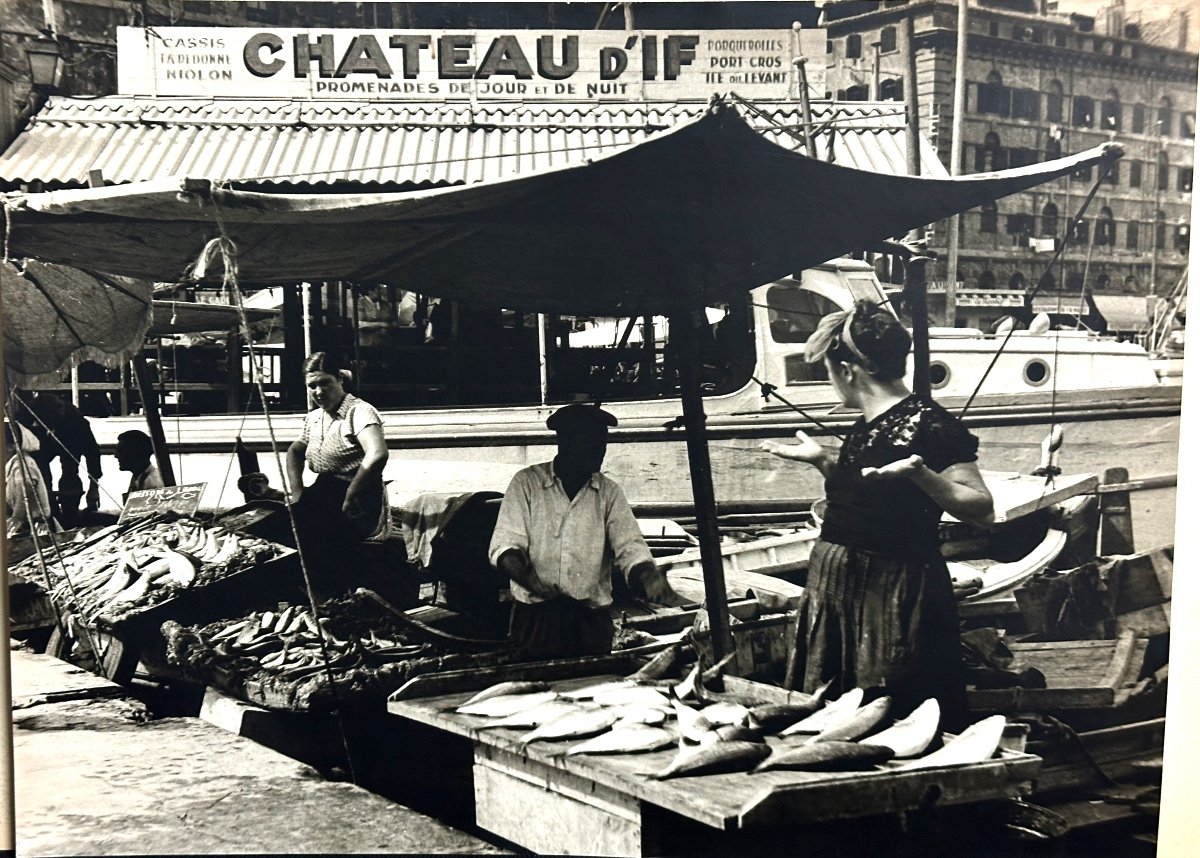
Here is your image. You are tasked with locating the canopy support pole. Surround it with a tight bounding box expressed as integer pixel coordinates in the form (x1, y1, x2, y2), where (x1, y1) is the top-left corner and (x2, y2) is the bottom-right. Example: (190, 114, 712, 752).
(669, 310, 731, 664)
(904, 255, 933, 398)
(0, 266, 20, 855)
(131, 354, 177, 486)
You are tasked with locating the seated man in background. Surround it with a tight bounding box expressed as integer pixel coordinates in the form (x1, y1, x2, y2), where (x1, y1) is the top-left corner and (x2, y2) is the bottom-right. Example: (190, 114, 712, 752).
(116, 429, 164, 502)
(489, 403, 687, 660)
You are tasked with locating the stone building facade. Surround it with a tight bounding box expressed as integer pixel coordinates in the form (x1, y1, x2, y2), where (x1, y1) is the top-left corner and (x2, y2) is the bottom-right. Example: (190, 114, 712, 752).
(822, 0, 1196, 324)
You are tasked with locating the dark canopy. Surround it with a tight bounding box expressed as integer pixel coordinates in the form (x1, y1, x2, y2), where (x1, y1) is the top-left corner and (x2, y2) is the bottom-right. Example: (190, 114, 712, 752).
(2, 103, 1120, 317)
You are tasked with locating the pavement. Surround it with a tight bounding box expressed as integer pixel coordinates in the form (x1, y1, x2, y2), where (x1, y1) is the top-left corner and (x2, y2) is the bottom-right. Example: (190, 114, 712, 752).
(10, 646, 508, 855)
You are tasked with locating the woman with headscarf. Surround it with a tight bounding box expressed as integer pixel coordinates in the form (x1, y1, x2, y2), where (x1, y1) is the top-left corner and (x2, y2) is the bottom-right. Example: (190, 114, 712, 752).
(286, 353, 391, 574)
(5, 421, 58, 538)
(760, 300, 994, 729)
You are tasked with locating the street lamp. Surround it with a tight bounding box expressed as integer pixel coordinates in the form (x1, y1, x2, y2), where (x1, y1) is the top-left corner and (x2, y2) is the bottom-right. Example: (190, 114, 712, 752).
(26, 34, 64, 92)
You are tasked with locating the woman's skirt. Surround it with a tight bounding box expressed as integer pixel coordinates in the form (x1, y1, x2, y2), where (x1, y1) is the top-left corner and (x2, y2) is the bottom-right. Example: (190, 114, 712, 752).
(796, 539, 968, 730)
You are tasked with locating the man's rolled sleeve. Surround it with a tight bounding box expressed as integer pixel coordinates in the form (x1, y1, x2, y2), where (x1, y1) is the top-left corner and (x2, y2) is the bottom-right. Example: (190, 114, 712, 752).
(488, 471, 532, 568)
(604, 482, 654, 583)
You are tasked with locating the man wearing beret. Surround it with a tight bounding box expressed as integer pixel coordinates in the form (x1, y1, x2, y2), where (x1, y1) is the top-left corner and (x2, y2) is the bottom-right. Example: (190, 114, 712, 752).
(488, 403, 688, 659)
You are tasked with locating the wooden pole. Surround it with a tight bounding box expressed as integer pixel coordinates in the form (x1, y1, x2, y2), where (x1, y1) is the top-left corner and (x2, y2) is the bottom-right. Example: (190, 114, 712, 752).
(131, 355, 177, 486)
(794, 54, 818, 158)
(670, 310, 731, 664)
(1099, 466, 1136, 555)
(0, 262, 20, 855)
(907, 254, 934, 398)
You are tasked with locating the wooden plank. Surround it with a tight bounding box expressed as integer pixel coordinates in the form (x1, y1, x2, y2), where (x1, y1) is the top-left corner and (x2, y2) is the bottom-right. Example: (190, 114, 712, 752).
(958, 472, 1098, 524)
(737, 748, 1040, 828)
(1033, 719, 1165, 794)
(475, 745, 643, 857)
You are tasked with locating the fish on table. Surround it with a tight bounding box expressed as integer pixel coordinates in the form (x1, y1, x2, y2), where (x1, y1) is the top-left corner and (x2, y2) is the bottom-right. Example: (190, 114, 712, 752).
(565, 725, 676, 756)
(476, 699, 581, 730)
(455, 690, 559, 718)
(520, 707, 620, 745)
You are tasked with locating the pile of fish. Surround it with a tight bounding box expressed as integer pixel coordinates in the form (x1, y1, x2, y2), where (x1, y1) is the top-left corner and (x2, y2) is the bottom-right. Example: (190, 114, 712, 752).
(451, 647, 1010, 780)
(195, 604, 431, 680)
(22, 515, 285, 624)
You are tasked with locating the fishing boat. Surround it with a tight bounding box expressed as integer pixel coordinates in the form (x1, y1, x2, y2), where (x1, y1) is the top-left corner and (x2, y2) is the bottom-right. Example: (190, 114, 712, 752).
(74, 257, 1181, 512)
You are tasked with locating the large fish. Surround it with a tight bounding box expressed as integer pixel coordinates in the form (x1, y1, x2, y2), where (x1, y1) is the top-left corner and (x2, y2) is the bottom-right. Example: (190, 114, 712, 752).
(611, 705, 671, 728)
(697, 701, 751, 727)
(519, 707, 619, 744)
(696, 724, 766, 747)
(779, 687, 865, 736)
(899, 714, 1007, 771)
(865, 698, 941, 759)
(566, 725, 676, 756)
(560, 679, 635, 701)
(460, 680, 550, 708)
(646, 741, 771, 780)
(752, 741, 894, 773)
(748, 702, 820, 734)
(805, 696, 891, 744)
(456, 690, 559, 718)
(591, 685, 671, 708)
(629, 642, 683, 682)
(475, 699, 580, 730)
(671, 697, 714, 744)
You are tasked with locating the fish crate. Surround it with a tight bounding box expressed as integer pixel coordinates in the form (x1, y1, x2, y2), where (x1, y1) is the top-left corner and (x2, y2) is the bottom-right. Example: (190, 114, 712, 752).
(387, 668, 1042, 857)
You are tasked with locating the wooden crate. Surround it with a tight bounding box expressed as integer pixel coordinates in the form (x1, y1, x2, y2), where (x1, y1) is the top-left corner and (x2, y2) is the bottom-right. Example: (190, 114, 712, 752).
(967, 630, 1150, 713)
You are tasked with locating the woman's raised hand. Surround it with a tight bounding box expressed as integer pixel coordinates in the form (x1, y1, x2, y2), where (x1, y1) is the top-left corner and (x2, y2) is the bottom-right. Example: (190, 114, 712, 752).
(759, 429, 826, 465)
(861, 454, 925, 480)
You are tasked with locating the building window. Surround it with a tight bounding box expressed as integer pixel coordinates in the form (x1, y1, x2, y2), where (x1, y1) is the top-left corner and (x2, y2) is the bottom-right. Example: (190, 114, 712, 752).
(1182, 113, 1196, 139)
(1129, 160, 1142, 188)
(1096, 271, 1111, 291)
(1126, 221, 1140, 250)
(1104, 160, 1119, 185)
(245, 1, 278, 23)
(988, 21, 1000, 37)
(879, 78, 903, 101)
(1070, 219, 1090, 245)
(846, 34, 862, 59)
(1101, 90, 1122, 131)
(976, 132, 1006, 171)
(1157, 150, 1170, 191)
(1180, 166, 1194, 193)
(1123, 274, 1139, 291)
(1045, 136, 1062, 161)
(1132, 104, 1146, 134)
(1053, 30, 1067, 47)
(842, 84, 869, 101)
(1041, 202, 1059, 236)
(880, 26, 897, 53)
(826, 40, 833, 54)
(980, 201, 999, 233)
(1046, 80, 1064, 123)
(1155, 211, 1167, 250)
(1095, 207, 1116, 246)
(1177, 224, 1191, 253)
(979, 71, 1011, 117)
(1009, 272, 1027, 290)
(1157, 97, 1173, 136)
(1007, 213, 1035, 236)
(1071, 164, 1093, 183)
(1009, 147, 1037, 168)
(979, 270, 996, 289)
(1012, 89, 1040, 120)
(1072, 96, 1094, 128)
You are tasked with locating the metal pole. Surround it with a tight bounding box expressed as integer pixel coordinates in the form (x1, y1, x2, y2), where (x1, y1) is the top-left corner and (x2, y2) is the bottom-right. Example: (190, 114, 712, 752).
(669, 310, 732, 664)
(536, 313, 549, 405)
(0, 266, 19, 855)
(946, 0, 969, 327)
(132, 355, 177, 486)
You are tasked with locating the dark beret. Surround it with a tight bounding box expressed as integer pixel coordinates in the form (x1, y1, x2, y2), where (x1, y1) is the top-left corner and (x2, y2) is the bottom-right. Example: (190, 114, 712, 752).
(546, 403, 618, 433)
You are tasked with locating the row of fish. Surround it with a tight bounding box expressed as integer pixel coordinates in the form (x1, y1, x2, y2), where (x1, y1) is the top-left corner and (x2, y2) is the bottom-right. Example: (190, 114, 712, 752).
(451, 670, 1008, 779)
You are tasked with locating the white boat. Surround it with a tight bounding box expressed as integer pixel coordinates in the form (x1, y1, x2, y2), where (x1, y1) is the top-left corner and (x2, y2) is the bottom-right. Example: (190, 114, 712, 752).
(80, 259, 1180, 512)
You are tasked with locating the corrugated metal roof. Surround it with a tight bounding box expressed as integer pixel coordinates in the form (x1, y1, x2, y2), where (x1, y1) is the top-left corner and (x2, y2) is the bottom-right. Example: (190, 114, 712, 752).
(0, 96, 946, 189)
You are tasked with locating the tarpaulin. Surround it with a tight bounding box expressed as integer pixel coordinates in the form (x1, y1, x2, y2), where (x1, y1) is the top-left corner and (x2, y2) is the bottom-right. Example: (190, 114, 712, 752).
(1, 258, 152, 385)
(2, 102, 1122, 317)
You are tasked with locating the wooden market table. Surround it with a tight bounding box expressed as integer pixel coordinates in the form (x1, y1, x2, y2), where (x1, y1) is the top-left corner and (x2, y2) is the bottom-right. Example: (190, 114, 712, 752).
(386, 669, 1042, 857)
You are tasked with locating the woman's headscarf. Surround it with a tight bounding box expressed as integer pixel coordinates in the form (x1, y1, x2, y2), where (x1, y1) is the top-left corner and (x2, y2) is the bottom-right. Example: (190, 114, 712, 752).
(803, 300, 911, 380)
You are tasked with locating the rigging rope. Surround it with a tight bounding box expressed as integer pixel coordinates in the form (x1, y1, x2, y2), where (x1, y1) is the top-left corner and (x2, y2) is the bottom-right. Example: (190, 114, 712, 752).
(205, 189, 360, 785)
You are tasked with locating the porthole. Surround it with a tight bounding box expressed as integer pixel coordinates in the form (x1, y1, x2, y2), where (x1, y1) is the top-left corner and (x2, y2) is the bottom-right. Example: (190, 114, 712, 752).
(929, 361, 951, 390)
(1023, 358, 1051, 386)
